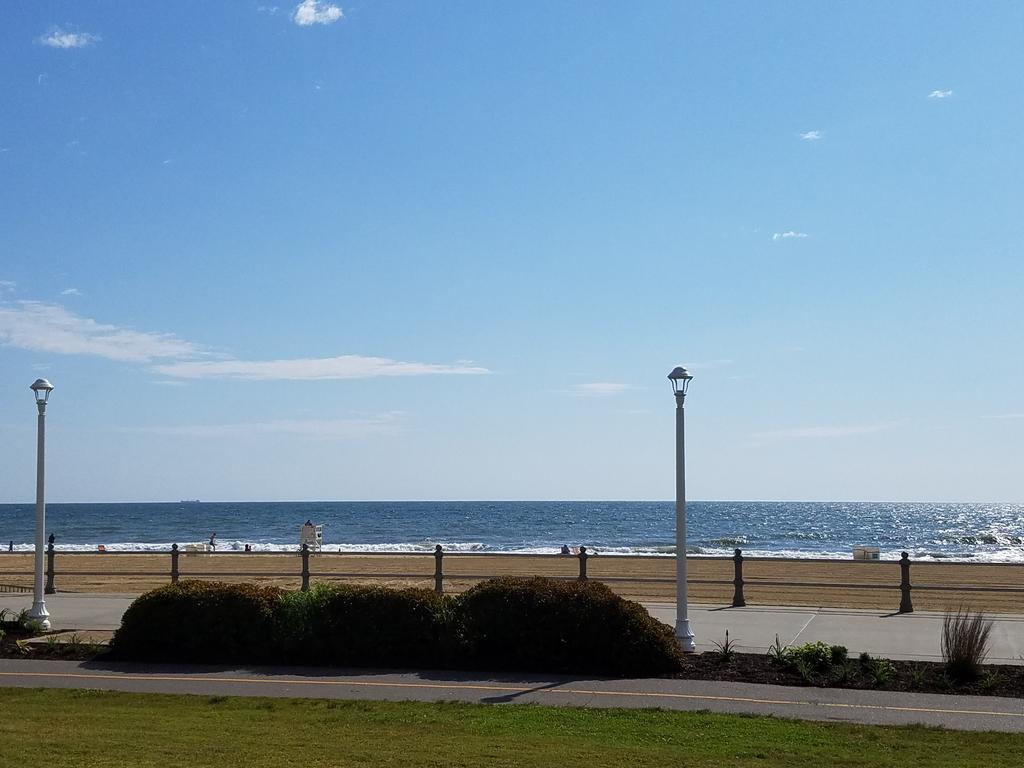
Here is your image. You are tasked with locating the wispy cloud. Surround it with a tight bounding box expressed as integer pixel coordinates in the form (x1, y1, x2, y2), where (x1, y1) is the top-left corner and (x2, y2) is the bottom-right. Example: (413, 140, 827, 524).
(752, 421, 901, 440)
(0, 280, 15, 292)
(772, 231, 808, 240)
(139, 414, 402, 439)
(37, 26, 100, 49)
(799, 130, 822, 141)
(1, 299, 490, 382)
(153, 355, 489, 381)
(257, 5, 280, 14)
(292, 0, 343, 25)
(928, 89, 953, 99)
(60, 288, 81, 296)
(0, 301, 204, 362)
(570, 382, 630, 397)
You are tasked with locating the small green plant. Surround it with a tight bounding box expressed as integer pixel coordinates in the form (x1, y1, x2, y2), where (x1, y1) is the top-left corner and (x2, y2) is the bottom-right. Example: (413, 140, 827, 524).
(829, 645, 848, 664)
(766, 634, 787, 664)
(908, 662, 929, 688)
(980, 669, 1003, 692)
(786, 641, 835, 673)
(793, 658, 816, 684)
(942, 607, 993, 682)
(711, 630, 737, 663)
(867, 658, 896, 686)
(834, 660, 858, 685)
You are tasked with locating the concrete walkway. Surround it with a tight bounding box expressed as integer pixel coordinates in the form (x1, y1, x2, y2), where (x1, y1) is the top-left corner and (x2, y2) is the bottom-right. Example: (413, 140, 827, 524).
(1, 658, 1022, 733)
(3, 592, 1023, 664)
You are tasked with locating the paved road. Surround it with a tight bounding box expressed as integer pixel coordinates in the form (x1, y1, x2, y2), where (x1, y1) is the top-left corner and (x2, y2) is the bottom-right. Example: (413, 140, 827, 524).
(1, 658, 1022, 733)
(4, 592, 1023, 664)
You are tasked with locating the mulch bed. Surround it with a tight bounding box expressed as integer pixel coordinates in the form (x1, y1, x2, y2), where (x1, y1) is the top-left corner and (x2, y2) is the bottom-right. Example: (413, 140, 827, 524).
(3, 630, 1022, 699)
(675, 651, 1024, 698)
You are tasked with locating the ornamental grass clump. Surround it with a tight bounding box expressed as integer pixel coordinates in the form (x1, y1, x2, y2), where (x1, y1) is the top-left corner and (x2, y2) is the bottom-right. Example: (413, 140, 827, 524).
(941, 607, 993, 682)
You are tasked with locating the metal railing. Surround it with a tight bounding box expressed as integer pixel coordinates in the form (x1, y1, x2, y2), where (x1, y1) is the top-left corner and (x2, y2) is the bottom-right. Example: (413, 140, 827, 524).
(4, 542, 1024, 614)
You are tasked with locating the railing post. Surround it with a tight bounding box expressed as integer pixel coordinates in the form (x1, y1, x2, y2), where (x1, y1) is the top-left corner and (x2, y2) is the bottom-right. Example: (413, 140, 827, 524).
(898, 551, 913, 613)
(170, 543, 179, 584)
(577, 546, 588, 580)
(732, 548, 746, 607)
(44, 534, 55, 594)
(301, 543, 310, 592)
(434, 544, 444, 594)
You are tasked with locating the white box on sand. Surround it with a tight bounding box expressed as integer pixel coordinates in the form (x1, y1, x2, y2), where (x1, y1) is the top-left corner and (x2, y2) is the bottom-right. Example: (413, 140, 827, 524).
(853, 546, 880, 560)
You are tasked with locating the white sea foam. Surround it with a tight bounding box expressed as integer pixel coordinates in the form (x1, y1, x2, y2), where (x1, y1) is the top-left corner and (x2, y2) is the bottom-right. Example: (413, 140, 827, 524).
(6, 540, 1023, 563)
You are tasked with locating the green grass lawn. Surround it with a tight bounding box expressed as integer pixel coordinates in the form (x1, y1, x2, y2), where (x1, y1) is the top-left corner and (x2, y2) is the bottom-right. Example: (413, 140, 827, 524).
(1, 688, 1020, 767)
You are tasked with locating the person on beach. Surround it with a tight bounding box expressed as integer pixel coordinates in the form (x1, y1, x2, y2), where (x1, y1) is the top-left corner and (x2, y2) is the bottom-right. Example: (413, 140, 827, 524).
(560, 544, 571, 555)
(209, 532, 217, 551)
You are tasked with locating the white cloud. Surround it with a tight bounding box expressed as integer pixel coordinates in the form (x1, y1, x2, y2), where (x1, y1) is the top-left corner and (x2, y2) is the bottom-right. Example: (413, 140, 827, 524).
(799, 130, 822, 141)
(37, 27, 101, 49)
(928, 89, 953, 99)
(60, 288, 81, 296)
(0, 301, 204, 362)
(571, 382, 630, 397)
(0, 280, 16, 292)
(752, 422, 901, 440)
(1, 298, 489, 383)
(772, 231, 808, 240)
(257, 5, 281, 14)
(153, 355, 489, 381)
(292, 0, 343, 25)
(140, 414, 402, 439)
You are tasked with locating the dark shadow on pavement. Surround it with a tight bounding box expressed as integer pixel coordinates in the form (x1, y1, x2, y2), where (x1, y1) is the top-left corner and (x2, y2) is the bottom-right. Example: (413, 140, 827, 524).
(78, 658, 617, 686)
(480, 680, 566, 704)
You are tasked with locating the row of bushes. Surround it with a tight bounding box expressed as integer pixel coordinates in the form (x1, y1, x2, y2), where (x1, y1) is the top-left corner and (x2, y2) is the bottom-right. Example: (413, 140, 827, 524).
(109, 577, 684, 677)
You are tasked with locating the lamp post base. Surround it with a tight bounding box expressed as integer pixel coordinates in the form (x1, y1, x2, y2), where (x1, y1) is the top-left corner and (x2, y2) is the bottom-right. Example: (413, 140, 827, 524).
(675, 619, 696, 653)
(28, 601, 51, 631)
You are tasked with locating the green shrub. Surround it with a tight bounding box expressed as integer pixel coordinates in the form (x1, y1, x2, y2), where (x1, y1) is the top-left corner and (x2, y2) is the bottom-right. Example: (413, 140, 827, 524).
(454, 577, 683, 676)
(295, 583, 452, 668)
(785, 641, 836, 673)
(110, 580, 284, 663)
(111, 577, 683, 677)
(941, 607, 993, 682)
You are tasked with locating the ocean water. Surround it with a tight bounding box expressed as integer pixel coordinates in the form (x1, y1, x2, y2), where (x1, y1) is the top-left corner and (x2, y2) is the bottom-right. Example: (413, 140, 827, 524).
(0, 501, 1022, 562)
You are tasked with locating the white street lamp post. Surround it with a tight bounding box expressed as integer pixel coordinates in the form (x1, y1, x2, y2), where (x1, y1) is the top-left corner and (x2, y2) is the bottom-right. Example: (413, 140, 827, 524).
(29, 378, 54, 631)
(668, 366, 695, 652)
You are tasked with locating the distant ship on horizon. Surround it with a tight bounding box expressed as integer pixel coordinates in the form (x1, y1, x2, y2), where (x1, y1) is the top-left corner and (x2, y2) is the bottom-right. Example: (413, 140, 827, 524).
(179, 499, 201, 504)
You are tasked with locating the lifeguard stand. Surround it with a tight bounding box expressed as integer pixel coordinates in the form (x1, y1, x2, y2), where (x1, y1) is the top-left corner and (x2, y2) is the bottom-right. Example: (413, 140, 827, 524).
(299, 522, 323, 553)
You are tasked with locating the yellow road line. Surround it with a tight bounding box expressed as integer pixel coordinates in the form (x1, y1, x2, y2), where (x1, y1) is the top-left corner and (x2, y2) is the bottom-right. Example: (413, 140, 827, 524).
(1, 671, 1021, 720)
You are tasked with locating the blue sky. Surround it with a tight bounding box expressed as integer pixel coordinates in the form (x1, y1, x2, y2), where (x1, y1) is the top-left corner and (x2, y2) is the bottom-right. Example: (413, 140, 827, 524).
(1, 1, 1022, 503)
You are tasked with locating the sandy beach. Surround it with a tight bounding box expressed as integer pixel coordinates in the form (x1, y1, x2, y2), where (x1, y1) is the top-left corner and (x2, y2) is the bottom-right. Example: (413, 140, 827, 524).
(2, 551, 1022, 613)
